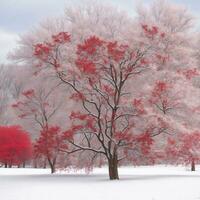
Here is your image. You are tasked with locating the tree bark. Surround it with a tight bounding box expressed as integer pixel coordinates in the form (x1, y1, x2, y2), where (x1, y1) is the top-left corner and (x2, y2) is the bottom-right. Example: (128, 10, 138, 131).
(34, 160, 37, 168)
(4, 163, 7, 168)
(50, 165, 55, 174)
(43, 159, 47, 169)
(47, 157, 56, 174)
(191, 159, 195, 171)
(108, 153, 119, 180)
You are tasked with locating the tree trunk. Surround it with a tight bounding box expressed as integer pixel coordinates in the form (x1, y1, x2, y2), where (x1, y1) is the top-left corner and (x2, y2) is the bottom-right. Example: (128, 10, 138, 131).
(191, 159, 195, 171)
(108, 153, 119, 180)
(43, 159, 47, 169)
(23, 161, 26, 168)
(4, 163, 7, 168)
(50, 165, 55, 174)
(34, 161, 37, 168)
(33, 156, 39, 168)
(47, 157, 56, 174)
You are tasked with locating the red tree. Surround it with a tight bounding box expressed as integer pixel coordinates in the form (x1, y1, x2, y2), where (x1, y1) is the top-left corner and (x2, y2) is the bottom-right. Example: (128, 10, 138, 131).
(12, 71, 67, 169)
(165, 132, 200, 171)
(0, 126, 32, 167)
(34, 126, 67, 173)
(32, 27, 165, 179)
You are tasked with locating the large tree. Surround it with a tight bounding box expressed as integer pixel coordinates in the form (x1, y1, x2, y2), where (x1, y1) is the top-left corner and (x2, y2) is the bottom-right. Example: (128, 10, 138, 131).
(31, 25, 167, 179)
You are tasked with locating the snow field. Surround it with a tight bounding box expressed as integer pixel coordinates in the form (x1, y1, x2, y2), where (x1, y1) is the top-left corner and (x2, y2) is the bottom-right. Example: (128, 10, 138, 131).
(1, 165, 200, 200)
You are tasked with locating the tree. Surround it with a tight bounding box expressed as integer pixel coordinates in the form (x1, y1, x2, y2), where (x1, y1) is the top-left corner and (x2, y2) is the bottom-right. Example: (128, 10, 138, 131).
(165, 132, 200, 171)
(0, 126, 32, 167)
(11, 75, 69, 169)
(34, 126, 67, 173)
(12, 84, 63, 131)
(31, 24, 168, 179)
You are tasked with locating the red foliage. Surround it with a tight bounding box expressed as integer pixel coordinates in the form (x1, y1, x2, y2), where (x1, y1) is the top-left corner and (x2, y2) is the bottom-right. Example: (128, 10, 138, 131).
(114, 130, 133, 142)
(69, 111, 97, 132)
(62, 129, 74, 140)
(181, 132, 200, 163)
(142, 24, 159, 37)
(107, 41, 126, 62)
(76, 58, 96, 74)
(63, 125, 84, 140)
(160, 32, 165, 38)
(76, 36, 137, 77)
(102, 84, 115, 96)
(22, 89, 35, 98)
(155, 54, 169, 64)
(34, 32, 71, 69)
(180, 68, 199, 80)
(149, 81, 179, 114)
(153, 81, 169, 95)
(137, 131, 154, 155)
(140, 58, 149, 65)
(34, 43, 52, 60)
(34, 126, 66, 163)
(132, 98, 146, 115)
(70, 111, 88, 120)
(77, 36, 104, 55)
(165, 132, 200, 165)
(70, 92, 86, 102)
(52, 32, 71, 44)
(0, 126, 32, 166)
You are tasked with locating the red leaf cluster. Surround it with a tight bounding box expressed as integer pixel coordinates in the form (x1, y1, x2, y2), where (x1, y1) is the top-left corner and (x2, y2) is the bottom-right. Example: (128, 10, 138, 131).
(70, 92, 86, 102)
(22, 89, 35, 98)
(182, 68, 199, 80)
(142, 24, 165, 39)
(34, 126, 65, 158)
(34, 43, 52, 60)
(52, 32, 71, 44)
(0, 126, 32, 166)
(70, 111, 97, 132)
(132, 98, 146, 115)
(76, 58, 96, 74)
(77, 36, 104, 55)
(107, 41, 126, 62)
(136, 132, 154, 155)
(34, 32, 71, 68)
(142, 25, 158, 36)
(166, 132, 200, 165)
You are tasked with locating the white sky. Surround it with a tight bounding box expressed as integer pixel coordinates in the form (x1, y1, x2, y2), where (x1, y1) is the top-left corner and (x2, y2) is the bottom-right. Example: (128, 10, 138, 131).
(0, 0, 199, 63)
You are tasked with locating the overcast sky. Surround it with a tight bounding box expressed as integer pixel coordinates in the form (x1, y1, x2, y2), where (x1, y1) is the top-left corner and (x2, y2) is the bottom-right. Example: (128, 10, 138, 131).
(0, 0, 200, 63)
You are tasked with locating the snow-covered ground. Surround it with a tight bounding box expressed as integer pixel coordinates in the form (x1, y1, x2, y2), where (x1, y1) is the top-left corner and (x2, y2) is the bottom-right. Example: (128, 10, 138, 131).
(1, 165, 200, 200)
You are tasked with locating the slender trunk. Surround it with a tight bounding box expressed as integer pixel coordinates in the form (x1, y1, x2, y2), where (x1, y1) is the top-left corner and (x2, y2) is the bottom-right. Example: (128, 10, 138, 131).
(47, 157, 56, 174)
(108, 153, 119, 180)
(34, 160, 37, 168)
(191, 159, 195, 171)
(43, 159, 47, 169)
(50, 165, 55, 174)
(4, 163, 7, 168)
